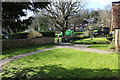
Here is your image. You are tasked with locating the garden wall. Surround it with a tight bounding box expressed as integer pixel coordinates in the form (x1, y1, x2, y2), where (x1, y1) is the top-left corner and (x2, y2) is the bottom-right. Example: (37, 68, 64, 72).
(2, 37, 54, 50)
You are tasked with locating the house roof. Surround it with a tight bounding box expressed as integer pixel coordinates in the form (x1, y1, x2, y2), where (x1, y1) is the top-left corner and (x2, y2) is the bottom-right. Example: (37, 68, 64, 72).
(112, 1, 120, 4)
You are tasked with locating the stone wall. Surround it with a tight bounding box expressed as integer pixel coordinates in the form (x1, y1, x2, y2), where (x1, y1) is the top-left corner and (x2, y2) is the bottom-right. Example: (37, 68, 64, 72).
(2, 37, 54, 50)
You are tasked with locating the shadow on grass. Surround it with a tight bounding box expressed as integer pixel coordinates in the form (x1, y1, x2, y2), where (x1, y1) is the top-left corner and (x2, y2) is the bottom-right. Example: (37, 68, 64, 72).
(2, 65, 120, 80)
(88, 46, 107, 48)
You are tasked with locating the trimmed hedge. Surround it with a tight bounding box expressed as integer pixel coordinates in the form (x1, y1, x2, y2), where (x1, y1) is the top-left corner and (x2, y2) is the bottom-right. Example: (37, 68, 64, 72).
(2, 31, 55, 39)
(74, 32, 84, 35)
(71, 38, 109, 44)
(2, 35, 8, 39)
(8, 32, 29, 39)
(70, 35, 90, 41)
(39, 31, 55, 37)
(106, 37, 113, 42)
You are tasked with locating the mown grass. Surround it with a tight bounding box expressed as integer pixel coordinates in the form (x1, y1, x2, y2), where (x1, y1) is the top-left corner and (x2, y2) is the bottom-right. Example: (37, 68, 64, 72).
(1, 48, 119, 79)
(1, 44, 56, 59)
(71, 38, 109, 44)
(88, 44, 110, 51)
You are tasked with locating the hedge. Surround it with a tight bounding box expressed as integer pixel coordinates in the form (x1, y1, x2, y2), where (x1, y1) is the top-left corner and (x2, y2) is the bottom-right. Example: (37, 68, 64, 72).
(71, 38, 109, 44)
(74, 32, 84, 35)
(70, 35, 90, 41)
(8, 32, 29, 39)
(39, 31, 55, 37)
(2, 31, 55, 39)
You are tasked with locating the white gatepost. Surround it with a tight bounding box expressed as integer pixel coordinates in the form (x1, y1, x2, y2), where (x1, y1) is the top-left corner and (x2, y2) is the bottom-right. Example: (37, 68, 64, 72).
(115, 29, 120, 52)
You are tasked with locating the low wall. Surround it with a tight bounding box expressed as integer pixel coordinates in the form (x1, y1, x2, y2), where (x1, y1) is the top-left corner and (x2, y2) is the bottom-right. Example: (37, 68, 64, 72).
(2, 37, 54, 50)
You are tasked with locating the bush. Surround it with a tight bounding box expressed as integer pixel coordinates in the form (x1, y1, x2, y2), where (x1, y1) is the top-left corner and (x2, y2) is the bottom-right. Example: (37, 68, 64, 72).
(8, 32, 30, 39)
(107, 37, 113, 42)
(34, 36, 42, 38)
(71, 38, 109, 44)
(74, 32, 84, 35)
(83, 30, 90, 37)
(2, 35, 8, 39)
(28, 31, 42, 38)
(3, 31, 55, 39)
(109, 40, 115, 49)
(39, 31, 55, 37)
(70, 35, 90, 41)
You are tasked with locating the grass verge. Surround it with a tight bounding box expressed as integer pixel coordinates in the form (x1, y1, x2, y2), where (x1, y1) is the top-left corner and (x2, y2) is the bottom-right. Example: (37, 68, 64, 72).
(1, 48, 119, 79)
(87, 44, 110, 51)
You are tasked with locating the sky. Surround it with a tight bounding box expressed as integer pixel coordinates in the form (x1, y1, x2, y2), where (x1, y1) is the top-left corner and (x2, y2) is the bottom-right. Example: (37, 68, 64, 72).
(86, 0, 120, 10)
(22, 0, 120, 20)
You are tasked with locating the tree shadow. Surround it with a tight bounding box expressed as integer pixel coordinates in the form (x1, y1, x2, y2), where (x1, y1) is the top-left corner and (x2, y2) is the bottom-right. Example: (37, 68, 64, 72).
(2, 65, 120, 80)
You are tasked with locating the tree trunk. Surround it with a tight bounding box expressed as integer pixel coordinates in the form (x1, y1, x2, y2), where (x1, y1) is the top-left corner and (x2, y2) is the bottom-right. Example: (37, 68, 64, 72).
(74, 26, 76, 32)
(62, 30, 66, 42)
(90, 30, 93, 40)
(74, 23, 77, 32)
(62, 20, 68, 42)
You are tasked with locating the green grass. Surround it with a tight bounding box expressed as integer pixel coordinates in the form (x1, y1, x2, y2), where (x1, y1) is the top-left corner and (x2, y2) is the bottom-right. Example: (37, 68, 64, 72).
(1, 44, 56, 59)
(1, 48, 119, 79)
(88, 44, 110, 51)
(71, 38, 109, 44)
(54, 37, 62, 43)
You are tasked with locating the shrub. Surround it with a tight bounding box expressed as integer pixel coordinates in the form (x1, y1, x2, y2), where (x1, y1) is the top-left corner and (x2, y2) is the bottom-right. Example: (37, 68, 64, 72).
(109, 40, 115, 49)
(74, 32, 84, 35)
(8, 32, 29, 39)
(83, 30, 90, 37)
(39, 31, 55, 37)
(71, 38, 109, 44)
(70, 35, 90, 41)
(28, 31, 42, 39)
(4, 31, 55, 39)
(107, 37, 113, 42)
(2, 35, 8, 39)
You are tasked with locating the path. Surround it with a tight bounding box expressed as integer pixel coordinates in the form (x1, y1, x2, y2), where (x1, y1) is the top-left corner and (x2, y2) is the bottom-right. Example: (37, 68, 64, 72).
(0, 43, 114, 66)
(56, 43, 113, 54)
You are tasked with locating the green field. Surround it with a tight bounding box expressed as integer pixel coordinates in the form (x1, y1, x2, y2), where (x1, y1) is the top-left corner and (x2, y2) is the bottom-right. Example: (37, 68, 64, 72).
(1, 48, 119, 79)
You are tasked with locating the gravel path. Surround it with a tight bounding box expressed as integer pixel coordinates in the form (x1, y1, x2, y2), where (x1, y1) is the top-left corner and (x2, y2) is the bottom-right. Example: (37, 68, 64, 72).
(0, 43, 114, 66)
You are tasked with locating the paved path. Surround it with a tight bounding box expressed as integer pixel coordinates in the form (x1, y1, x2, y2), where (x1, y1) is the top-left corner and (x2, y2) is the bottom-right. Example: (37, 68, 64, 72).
(0, 43, 114, 66)
(56, 43, 114, 54)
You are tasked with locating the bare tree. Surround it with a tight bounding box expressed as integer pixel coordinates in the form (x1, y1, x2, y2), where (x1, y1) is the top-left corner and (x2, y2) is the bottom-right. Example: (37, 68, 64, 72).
(70, 9, 90, 32)
(30, 15, 49, 31)
(40, 0, 87, 41)
(99, 5, 111, 26)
